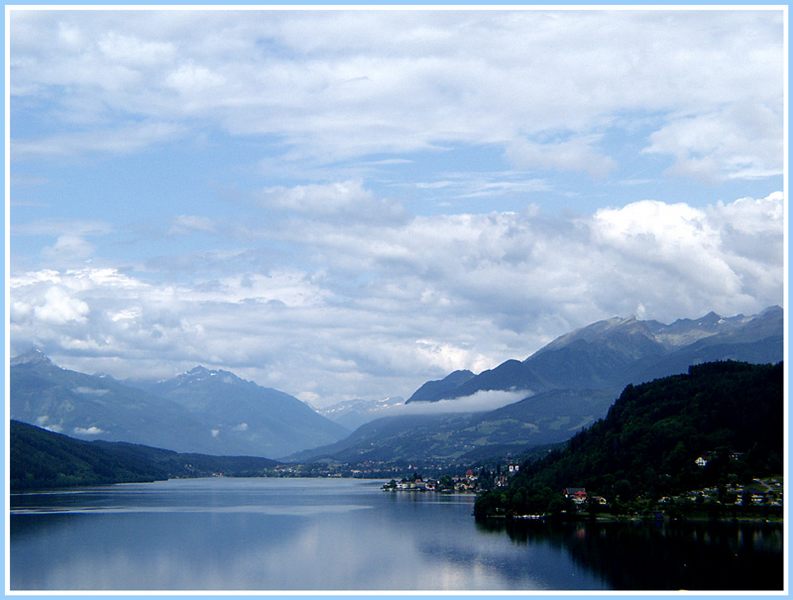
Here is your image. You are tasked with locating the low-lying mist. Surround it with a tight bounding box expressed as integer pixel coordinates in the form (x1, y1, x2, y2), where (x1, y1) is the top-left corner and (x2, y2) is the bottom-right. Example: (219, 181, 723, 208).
(380, 389, 532, 417)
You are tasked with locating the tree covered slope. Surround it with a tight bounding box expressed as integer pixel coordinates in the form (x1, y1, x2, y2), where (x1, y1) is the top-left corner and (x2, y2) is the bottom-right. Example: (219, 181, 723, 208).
(475, 361, 783, 518)
(11, 420, 278, 491)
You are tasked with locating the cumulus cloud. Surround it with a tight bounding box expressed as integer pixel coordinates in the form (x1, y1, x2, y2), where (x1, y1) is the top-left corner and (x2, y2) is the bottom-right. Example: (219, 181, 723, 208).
(591, 200, 738, 292)
(41, 234, 95, 265)
(9, 193, 783, 406)
(32, 286, 90, 324)
(414, 339, 493, 374)
(13, 220, 112, 269)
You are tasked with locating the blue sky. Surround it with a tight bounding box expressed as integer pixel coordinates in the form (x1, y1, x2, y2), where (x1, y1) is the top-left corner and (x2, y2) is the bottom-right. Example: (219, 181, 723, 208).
(9, 8, 785, 406)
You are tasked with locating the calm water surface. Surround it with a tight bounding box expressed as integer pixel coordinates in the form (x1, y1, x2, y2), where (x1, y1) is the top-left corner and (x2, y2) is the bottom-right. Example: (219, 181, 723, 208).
(10, 477, 782, 591)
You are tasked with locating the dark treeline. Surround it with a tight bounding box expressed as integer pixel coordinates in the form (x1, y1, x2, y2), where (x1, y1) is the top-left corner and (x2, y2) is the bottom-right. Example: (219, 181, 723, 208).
(10, 420, 278, 491)
(475, 361, 783, 519)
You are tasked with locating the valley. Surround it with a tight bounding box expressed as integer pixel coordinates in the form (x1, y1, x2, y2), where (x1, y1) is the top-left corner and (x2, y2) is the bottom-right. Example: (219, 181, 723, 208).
(9, 307, 786, 593)
(11, 306, 784, 479)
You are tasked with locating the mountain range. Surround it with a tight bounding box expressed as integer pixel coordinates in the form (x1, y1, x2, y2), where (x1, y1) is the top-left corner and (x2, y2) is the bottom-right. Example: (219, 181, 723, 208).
(290, 306, 782, 465)
(10, 352, 348, 459)
(408, 306, 783, 402)
(10, 306, 783, 468)
(315, 395, 406, 430)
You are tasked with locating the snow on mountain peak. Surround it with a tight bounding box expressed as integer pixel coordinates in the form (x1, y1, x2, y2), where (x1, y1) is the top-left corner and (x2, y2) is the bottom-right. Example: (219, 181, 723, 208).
(11, 348, 54, 367)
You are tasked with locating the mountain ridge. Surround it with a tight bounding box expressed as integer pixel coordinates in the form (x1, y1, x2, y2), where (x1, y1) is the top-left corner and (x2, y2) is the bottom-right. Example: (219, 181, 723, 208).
(474, 360, 783, 519)
(409, 306, 782, 402)
(11, 357, 349, 459)
(148, 364, 349, 458)
(291, 306, 782, 466)
(10, 420, 279, 491)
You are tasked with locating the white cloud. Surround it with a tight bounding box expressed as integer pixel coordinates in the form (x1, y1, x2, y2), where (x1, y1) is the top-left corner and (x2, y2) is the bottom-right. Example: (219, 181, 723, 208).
(73, 426, 105, 435)
(644, 103, 783, 181)
(97, 31, 175, 66)
(10, 10, 783, 179)
(13, 219, 113, 237)
(41, 235, 95, 265)
(506, 136, 617, 178)
(590, 200, 743, 305)
(74, 387, 110, 396)
(707, 191, 784, 235)
(413, 172, 549, 199)
(169, 215, 216, 235)
(213, 271, 329, 307)
(384, 389, 531, 416)
(32, 286, 90, 324)
(258, 180, 406, 224)
(297, 391, 321, 405)
(13, 121, 184, 157)
(165, 63, 225, 95)
(9, 193, 783, 406)
(414, 339, 493, 374)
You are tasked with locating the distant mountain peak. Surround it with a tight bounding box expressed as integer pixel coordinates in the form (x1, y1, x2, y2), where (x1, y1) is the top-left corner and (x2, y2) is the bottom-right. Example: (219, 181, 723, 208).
(407, 369, 476, 403)
(11, 348, 54, 368)
(186, 366, 211, 375)
(695, 310, 721, 324)
(177, 365, 245, 386)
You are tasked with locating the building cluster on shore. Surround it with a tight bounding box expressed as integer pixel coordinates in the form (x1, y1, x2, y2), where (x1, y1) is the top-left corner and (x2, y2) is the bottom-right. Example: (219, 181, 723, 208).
(660, 476, 783, 509)
(382, 464, 525, 494)
(382, 471, 478, 493)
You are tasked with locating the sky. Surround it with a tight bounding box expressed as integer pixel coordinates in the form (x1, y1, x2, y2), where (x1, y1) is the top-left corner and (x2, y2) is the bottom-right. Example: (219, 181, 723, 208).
(8, 7, 786, 408)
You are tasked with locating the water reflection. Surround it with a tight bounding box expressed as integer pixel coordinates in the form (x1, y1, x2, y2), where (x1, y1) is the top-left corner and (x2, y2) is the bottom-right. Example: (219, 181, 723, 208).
(13, 478, 779, 591)
(12, 478, 603, 591)
(479, 519, 783, 590)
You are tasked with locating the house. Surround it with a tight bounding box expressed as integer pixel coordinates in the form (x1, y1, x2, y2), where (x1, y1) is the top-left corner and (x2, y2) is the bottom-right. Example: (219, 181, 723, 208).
(563, 487, 588, 504)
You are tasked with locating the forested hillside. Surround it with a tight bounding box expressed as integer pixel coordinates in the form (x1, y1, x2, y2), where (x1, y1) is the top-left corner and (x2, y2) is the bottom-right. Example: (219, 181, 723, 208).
(11, 420, 278, 491)
(475, 361, 783, 519)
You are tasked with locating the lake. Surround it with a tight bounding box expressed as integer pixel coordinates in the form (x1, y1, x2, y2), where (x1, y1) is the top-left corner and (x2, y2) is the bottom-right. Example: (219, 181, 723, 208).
(10, 477, 783, 591)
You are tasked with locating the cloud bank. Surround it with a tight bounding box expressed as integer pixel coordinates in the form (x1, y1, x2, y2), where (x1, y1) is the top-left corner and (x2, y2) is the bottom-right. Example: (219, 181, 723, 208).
(386, 390, 533, 417)
(11, 10, 783, 180)
(9, 10, 784, 407)
(10, 192, 784, 406)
